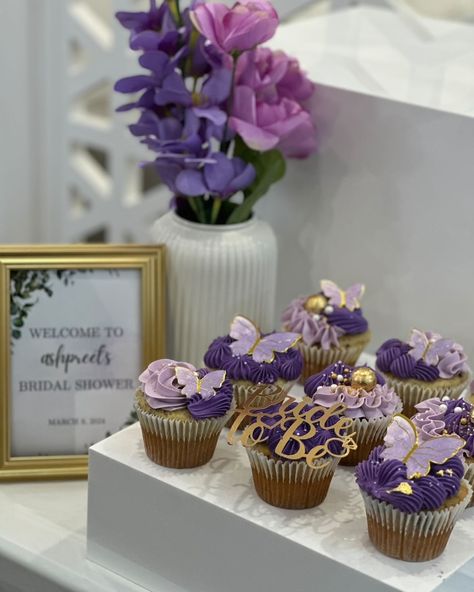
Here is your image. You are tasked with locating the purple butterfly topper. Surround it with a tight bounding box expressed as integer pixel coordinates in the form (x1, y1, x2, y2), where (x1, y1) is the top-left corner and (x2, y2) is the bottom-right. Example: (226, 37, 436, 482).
(229, 315, 300, 364)
(175, 367, 226, 399)
(320, 280, 365, 311)
(409, 329, 454, 366)
(381, 415, 464, 478)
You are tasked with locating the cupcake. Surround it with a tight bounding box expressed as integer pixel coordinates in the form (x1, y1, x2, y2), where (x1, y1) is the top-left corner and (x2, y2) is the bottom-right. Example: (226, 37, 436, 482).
(413, 397, 474, 508)
(376, 329, 470, 418)
(356, 415, 471, 561)
(244, 399, 354, 509)
(282, 280, 370, 382)
(204, 315, 303, 427)
(305, 363, 402, 465)
(136, 358, 234, 468)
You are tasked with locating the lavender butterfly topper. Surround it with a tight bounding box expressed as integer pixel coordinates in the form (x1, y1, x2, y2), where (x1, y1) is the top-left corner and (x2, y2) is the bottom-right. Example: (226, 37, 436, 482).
(229, 315, 300, 364)
(176, 367, 226, 399)
(321, 280, 365, 312)
(381, 415, 465, 479)
(409, 329, 454, 366)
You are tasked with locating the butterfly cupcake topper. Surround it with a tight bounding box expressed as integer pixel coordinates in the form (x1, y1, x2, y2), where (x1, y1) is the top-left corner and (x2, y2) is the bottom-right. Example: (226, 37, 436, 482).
(227, 385, 357, 470)
(229, 315, 300, 364)
(321, 280, 365, 312)
(381, 415, 465, 479)
(409, 329, 454, 366)
(175, 367, 226, 399)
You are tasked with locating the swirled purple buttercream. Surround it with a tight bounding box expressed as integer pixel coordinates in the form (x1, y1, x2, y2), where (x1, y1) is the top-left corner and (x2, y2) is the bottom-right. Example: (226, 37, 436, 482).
(266, 405, 346, 460)
(187, 379, 233, 420)
(274, 348, 303, 381)
(376, 332, 469, 381)
(355, 446, 463, 513)
(138, 360, 233, 419)
(281, 295, 367, 348)
(304, 362, 385, 395)
(204, 332, 302, 383)
(413, 398, 474, 457)
(310, 383, 401, 420)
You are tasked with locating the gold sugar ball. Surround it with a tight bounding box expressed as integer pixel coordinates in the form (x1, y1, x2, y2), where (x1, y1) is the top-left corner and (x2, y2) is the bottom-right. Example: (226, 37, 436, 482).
(304, 294, 328, 314)
(351, 367, 377, 392)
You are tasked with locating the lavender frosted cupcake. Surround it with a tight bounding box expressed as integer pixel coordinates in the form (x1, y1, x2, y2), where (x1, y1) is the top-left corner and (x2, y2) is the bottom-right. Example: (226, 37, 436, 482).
(356, 416, 471, 561)
(376, 329, 470, 418)
(305, 363, 402, 465)
(136, 359, 234, 468)
(413, 397, 474, 508)
(282, 280, 370, 382)
(245, 400, 352, 509)
(204, 315, 303, 426)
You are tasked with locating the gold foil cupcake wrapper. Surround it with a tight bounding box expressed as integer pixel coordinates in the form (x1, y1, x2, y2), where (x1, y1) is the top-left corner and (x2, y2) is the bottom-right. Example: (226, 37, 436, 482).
(383, 374, 470, 418)
(297, 334, 371, 383)
(247, 447, 340, 509)
(340, 401, 403, 466)
(361, 479, 472, 562)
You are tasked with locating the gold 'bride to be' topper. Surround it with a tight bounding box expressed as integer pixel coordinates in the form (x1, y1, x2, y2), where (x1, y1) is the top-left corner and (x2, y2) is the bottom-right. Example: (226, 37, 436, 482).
(227, 385, 357, 469)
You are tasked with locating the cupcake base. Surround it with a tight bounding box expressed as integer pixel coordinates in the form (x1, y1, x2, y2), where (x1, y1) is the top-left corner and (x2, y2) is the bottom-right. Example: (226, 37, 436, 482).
(297, 331, 371, 384)
(135, 391, 233, 469)
(362, 480, 472, 562)
(247, 445, 339, 509)
(382, 372, 470, 418)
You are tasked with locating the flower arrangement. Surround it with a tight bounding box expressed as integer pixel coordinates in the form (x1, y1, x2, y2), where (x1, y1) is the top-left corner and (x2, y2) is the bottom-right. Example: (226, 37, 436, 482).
(115, 0, 316, 225)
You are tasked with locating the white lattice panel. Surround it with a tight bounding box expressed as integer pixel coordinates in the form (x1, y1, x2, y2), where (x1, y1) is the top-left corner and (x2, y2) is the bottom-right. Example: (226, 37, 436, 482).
(53, 0, 171, 243)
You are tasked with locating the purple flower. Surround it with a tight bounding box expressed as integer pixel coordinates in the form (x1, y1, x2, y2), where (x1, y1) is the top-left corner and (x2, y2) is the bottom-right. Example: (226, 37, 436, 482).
(175, 152, 256, 198)
(190, 0, 279, 54)
(230, 48, 316, 158)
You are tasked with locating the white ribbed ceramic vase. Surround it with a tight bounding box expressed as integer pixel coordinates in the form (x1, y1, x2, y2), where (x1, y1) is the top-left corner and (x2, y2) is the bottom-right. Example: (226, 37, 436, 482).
(151, 211, 277, 366)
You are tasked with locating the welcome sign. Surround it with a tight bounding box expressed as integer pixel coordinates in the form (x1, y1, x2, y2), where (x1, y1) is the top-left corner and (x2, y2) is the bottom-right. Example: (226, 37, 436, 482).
(0, 246, 165, 480)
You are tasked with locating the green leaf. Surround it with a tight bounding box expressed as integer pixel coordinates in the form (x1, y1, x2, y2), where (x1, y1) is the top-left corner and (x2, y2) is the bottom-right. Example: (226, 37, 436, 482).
(13, 318, 24, 327)
(12, 329, 21, 339)
(227, 144, 286, 224)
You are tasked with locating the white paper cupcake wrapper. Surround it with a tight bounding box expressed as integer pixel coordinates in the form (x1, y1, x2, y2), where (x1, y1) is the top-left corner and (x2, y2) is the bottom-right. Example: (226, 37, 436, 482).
(298, 335, 371, 382)
(247, 447, 340, 483)
(361, 481, 471, 535)
(135, 399, 233, 442)
(384, 374, 470, 417)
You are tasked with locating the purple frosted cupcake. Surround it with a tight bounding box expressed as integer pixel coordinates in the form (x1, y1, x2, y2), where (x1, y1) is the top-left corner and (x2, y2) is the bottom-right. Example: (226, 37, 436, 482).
(305, 363, 402, 465)
(282, 280, 370, 382)
(413, 397, 474, 507)
(245, 400, 351, 509)
(204, 315, 303, 426)
(136, 359, 234, 468)
(355, 416, 471, 561)
(376, 329, 470, 417)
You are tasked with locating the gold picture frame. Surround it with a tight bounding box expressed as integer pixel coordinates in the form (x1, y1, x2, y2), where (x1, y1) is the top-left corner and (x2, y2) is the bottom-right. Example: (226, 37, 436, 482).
(0, 245, 166, 481)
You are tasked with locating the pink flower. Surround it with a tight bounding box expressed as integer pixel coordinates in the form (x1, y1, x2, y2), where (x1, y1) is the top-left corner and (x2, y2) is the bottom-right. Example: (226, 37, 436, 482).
(229, 48, 316, 158)
(190, 1, 279, 54)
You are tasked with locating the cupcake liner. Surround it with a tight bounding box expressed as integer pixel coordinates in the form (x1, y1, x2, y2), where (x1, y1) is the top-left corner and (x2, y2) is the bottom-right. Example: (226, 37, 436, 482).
(246, 447, 340, 509)
(383, 374, 470, 419)
(226, 378, 295, 429)
(135, 400, 233, 469)
(361, 479, 472, 561)
(298, 332, 371, 384)
(465, 460, 474, 508)
(340, 401, 403, 466)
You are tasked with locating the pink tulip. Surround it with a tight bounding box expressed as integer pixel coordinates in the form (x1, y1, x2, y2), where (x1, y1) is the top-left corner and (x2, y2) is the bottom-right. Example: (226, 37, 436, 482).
(190, 1, 279, 54)
(230, 48, 316, 158)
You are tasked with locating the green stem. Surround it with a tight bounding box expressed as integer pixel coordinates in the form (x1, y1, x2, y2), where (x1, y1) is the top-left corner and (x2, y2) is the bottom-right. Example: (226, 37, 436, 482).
(221, 54, 239, 155)
(210, 198, 222, 224)
(188, 197, 206, 223)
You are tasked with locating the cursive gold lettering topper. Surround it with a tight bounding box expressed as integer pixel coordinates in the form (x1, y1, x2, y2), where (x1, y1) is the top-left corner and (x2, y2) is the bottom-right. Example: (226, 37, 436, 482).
(227, 386, 357, 470)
